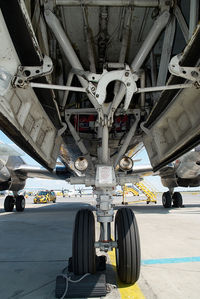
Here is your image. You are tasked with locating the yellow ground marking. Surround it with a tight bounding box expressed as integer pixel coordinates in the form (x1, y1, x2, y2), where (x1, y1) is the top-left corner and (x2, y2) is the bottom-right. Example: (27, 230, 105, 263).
(108, 250, 145, 299)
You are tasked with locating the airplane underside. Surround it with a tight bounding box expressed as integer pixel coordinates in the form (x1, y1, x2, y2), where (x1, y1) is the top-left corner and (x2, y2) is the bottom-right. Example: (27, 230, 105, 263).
(0, 0, 200, 285)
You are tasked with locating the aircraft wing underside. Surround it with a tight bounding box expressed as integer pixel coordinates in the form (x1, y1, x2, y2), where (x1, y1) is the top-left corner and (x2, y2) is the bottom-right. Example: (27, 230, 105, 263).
(0, 0, 199, 174)
(13, 164, 71, 180)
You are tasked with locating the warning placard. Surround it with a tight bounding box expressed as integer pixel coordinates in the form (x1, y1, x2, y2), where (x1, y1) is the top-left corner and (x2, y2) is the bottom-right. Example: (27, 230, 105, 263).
(98, 166, 113, 185)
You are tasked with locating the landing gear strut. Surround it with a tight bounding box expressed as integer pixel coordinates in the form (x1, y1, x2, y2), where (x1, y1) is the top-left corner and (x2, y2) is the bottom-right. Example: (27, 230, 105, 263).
(4, 194, 25, 212)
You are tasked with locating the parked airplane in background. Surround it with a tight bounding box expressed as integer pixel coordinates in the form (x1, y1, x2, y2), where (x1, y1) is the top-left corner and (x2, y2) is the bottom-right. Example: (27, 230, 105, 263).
(160, 146, 200, 208)
(0, 0, 199, 286)
(0, 142, 71, 212)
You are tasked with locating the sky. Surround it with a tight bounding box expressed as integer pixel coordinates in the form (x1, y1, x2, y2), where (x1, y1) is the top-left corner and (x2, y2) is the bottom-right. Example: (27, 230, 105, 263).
(0, 130, 194, 192)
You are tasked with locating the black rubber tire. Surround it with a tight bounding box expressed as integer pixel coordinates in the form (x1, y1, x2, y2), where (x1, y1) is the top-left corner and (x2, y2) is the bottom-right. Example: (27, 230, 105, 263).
(162, 191, 172, 208)
(4, 196, 14, 212)
(172, 192, 183, 207)
(115, 207, 141, 284)
(72, 209, 96, 275)
(16, 195, 25, 212)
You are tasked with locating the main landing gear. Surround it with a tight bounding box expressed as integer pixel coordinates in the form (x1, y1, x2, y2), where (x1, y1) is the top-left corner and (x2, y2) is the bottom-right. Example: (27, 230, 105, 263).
(162, 191, 183, 208)
(4, 194, 25, 212)
(71, 206, 141, 285)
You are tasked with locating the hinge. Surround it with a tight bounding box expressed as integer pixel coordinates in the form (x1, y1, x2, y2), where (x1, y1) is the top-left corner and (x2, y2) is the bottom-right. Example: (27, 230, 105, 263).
(169, 54, 200, 83)
(13, 55, 53, 88)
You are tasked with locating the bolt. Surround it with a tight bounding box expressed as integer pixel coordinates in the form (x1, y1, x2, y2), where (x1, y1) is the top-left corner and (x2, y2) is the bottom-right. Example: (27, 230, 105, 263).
(96, 94, 99, 98)
(91, 87, 95, 92)
(127, 82, 131, 87)
(125, 72, 129, 77)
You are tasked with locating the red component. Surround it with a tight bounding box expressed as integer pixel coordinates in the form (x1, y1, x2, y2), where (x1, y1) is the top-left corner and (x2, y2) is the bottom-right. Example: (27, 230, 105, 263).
(74, 115, 95, 132)
(115, 115, 128, 132)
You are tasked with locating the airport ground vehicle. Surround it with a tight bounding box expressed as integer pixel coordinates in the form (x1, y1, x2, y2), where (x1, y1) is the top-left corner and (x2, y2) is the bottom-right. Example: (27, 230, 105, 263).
(33, 191, 56, 204)
(0, 0, 199, 286)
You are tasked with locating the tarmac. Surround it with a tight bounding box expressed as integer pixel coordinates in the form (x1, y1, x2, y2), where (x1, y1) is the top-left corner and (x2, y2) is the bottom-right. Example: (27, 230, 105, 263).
(0, 192, 200, 299)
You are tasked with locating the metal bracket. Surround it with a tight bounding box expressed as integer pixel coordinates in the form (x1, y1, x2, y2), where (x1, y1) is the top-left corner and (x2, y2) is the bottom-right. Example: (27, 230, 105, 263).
(95, 241, 117, 252)
(13, 55, 53, 88)
(87, 64, 137, 108)
(169, 54, 200, 83)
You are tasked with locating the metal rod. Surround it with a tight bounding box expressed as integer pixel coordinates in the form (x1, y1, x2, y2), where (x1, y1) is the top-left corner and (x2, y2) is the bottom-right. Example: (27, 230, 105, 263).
(62, 71, 75, 108)
(114, 8, 132, 96)
(82, 5, 96, 73)
(30, 80, 192, 94)
(108, 10, 170, 117)
(102, 125, 109, 164)
(65, 117, 93, 170)
(137, 7, 150, 42)
(98, 6, 109, 69)
(189, 0, 199, 39)
(150, 50, 157, 87)
(114, 115, 140, 168)
(136, 83, 193, 93)
(65, 108, 97, 115)
(85, 26, 96, 73)
(174, 6, 189, 42)
(157, 15, 176, 86)
(140, 70, 145, 107)
(56, 0, 159, 7)
(101, 222, 110, 242)
(44, 9, 100, 110)
(30, 82, 86, 92)
(131, 10, 170, 72)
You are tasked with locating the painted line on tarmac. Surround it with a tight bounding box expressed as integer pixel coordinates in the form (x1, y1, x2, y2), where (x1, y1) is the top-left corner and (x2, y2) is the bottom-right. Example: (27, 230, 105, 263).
(142, 256, 200, 265)
(108, 250, 145, 299)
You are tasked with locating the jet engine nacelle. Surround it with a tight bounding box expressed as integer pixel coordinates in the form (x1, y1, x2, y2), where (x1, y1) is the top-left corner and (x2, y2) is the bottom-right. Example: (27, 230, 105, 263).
(0, 162, 11, 183)
(0, 161, 25, 192)
(175, 150, 200, 179)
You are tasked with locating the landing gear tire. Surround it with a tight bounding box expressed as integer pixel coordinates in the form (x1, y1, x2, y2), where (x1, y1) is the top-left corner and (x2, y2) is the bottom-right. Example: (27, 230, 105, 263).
(162, 191, 172, 208)
(115, 207, 141, 284)
(72, 209, 96, 275)
(16, 195, 25, 212)
(4, 196, 14, 212)
(172, 192, 182, 207)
